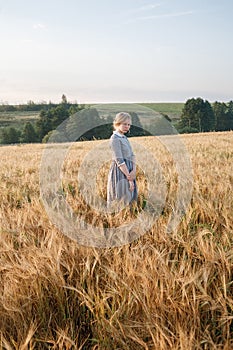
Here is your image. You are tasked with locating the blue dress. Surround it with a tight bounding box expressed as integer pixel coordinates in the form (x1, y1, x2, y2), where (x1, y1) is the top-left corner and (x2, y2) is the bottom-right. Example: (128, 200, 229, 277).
(107, 131, 137, 209)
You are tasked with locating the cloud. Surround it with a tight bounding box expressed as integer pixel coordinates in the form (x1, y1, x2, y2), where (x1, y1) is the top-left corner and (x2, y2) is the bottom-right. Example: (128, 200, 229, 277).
(33, 23, 47, 30)
(126, 10, 194, 23)
(128, 3, 162, 13)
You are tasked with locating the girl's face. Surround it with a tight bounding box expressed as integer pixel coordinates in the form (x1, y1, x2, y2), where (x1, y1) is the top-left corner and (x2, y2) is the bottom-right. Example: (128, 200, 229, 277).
(117, 119, 131, 134)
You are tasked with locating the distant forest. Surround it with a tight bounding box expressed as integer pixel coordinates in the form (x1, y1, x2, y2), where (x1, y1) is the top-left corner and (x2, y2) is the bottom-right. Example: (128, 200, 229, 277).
(0, 95, 233, 144)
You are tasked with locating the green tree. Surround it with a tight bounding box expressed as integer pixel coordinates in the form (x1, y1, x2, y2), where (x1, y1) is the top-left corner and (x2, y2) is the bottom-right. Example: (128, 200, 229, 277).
(176, 126, 199, 134)
(61, 94, 68, 104)
(226, 101, 233, 130)
(201, 100, 215, 132)
(51, 105, 69, 129)
(21, 122, 38, 143)
(66, 108, 103, 141)
(179, 98, 215, 132)
(36, 110, 53, 141)
(36, 102, 86, 142)
(69, 104, 83, 115)
(1, 127, 20, 144)
(213, 101, 233, 131)
(213, 102, 227, 131)
(228, 100, 233, 114)
(42, 129, 66, 143)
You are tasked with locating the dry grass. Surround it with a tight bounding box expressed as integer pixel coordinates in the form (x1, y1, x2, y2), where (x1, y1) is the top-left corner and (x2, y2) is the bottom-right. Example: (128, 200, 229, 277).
(0, 131, 233, 349)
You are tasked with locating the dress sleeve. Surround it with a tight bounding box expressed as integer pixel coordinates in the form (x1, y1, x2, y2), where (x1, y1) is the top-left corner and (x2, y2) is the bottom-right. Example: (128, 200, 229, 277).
(110, 136, 125, 167)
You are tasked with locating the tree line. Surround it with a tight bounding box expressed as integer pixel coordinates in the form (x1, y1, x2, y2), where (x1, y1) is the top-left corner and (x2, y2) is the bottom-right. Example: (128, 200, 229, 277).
(0, 94, 84, 112)
(1, 96, 233, 144)
(0, 95, 146, 144)
(177, 98, 233, 133)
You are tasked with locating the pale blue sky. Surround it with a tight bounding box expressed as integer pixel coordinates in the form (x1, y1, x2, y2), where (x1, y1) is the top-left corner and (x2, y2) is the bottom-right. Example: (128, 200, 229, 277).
(0, 0, 232, 104)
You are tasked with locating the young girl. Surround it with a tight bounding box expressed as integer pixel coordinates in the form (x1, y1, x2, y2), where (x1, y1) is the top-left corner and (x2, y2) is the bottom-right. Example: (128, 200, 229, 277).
(107, 112, 137, 210)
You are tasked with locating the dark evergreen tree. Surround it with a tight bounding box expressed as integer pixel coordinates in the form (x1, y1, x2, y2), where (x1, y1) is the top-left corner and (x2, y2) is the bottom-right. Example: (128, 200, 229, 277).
(213, 102, 227, 131)
(37, 102, 86, 142)
(228, 100, 233, 114)
(61, 94, 68, 105)
(69, 104, 83, 116)
(2, 127, 20, 144)
(51, 105, 69, 129)
(213, 101, 233, 131)
(36, 110, 53, 141)
(179, 98, 215, 132)
(21, 122, 38, 143)
(226, 101, 233, 130)
(201, 100, 215, 132)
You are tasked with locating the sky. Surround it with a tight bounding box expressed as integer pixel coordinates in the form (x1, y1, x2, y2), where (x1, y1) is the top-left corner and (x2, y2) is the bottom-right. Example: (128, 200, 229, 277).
(0, 0, 233, 104)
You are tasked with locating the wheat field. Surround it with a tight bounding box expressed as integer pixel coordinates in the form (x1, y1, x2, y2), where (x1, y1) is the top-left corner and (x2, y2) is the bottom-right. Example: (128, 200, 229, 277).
(0, 131, 233, 349)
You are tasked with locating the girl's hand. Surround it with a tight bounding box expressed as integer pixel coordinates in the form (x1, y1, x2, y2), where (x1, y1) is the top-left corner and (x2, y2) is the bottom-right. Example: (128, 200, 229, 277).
(126, 171, 136, 181)
(129, 180, 135, 192)
(129, 170, 136, 180)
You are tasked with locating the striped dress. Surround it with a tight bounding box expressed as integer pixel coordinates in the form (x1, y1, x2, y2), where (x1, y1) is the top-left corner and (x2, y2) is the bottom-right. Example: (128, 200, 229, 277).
(107, 131, 137, 209)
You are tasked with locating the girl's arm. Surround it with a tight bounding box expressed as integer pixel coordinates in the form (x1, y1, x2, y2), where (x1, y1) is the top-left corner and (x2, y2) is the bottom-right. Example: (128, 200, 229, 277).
(129, 154, 136, 180)
(119, 163, 131, 178)
(111, 137, 133, 180)
(128, 180, 135, 192)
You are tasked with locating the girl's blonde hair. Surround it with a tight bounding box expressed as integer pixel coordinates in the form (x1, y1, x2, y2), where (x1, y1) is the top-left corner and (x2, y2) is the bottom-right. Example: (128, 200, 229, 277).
(113, 112, 131, 130)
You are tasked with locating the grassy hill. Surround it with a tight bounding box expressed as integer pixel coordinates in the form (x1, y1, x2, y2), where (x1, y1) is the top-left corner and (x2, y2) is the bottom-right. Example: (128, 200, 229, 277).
(0, 103, 183, 129)
(91, 102, 184, 122)
(0, 131, 232, 349)
(140, 102, 184, 120)
(0, 103, 183, 143)
(0, 111, 40, 130)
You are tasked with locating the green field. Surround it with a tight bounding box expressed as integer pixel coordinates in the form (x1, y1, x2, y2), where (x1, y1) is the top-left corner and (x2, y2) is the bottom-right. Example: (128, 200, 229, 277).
(0, 103, 183, 143)
(93, 102, 183, 121)
(0, 111, 40, 130)
(0, 103, 183, 128)
(140, 102, 184, 120)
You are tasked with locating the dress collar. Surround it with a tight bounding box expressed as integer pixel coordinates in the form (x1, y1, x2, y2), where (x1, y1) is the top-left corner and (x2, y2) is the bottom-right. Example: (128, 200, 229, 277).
(113, 130, 126, 138)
